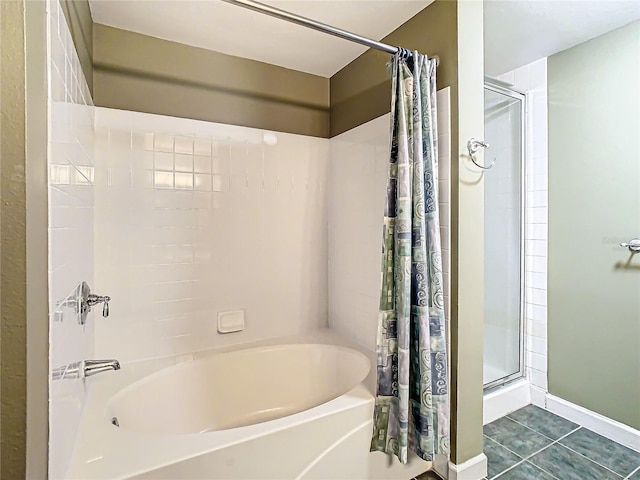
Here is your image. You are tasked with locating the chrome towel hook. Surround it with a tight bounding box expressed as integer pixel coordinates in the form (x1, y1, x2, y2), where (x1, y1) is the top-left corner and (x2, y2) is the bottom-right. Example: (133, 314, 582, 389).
(620, 238, 640, 253)
(467, 138, 494, 170)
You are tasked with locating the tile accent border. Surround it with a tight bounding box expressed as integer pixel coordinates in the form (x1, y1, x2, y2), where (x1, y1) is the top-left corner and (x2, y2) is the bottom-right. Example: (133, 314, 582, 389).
(545, 394, 640, 453)
(435, 452, 488, 480)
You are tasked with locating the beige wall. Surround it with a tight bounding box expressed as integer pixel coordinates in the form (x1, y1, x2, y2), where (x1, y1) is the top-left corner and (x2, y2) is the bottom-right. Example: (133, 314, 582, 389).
(93, 24, 330, 138)
(1, 2, 28, 478)
(548, 21, 640, 430)
(60, 0, 93, 95)
(0, 1, 50, 477)
(330, 0, 486, 465)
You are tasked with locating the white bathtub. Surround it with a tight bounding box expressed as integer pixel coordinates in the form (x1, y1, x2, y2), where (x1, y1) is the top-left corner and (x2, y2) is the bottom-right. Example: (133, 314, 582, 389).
(68, 331, 432, 479)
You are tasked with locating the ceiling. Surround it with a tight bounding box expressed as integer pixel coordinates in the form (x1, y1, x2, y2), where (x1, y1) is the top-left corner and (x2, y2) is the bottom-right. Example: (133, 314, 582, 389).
(485, 0, 640, 76)
(89, 0, 640, 79)
(88, 0, 433, 78)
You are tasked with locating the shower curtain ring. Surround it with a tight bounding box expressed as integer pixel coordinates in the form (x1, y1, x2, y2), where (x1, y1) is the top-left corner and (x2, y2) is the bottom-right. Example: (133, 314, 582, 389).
(467, 138, 494, 170)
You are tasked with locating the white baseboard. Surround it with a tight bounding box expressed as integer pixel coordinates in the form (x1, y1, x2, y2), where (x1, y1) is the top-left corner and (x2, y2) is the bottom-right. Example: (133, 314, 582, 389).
(444, 453, 487, 480)
(483, 379, 531, 425)
(545, 393, 640, 452)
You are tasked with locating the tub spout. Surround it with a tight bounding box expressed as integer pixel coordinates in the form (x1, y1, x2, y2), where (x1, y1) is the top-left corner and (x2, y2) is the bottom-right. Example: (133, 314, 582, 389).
(84, 359, 121, 377)
(52, 359, 121, 380)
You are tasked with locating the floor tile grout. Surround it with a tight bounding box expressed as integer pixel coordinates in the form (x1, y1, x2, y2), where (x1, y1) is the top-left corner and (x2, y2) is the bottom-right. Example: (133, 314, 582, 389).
(623, 463, 640, 479)
(491, 456, 562, 480)
(519, 426, 583, 479)
(556, 439, 627, 478)
(483, 426, 582, 480)
(499, 463, 560, 480)
(483, 434, 524, 463)
(487, 407, 640, 480)
(501, 414, 559, 442)
(487, 425, 581, 479)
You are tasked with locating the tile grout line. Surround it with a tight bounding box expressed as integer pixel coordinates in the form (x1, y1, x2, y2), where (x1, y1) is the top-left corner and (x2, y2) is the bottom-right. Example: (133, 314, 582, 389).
(518, 406, 640, 457)
(624, 464, 640, 480)
(499, 414, 559, 442)
(482, 434, 528, 480)
(488, 426, 582, 480)
(492, 459, 561, 480)
(489, 459, 526, 480)
(489, 409, 638, 479)
(491, 421, 631, 480)
(555, 440, 627, 478)
(484, 428, 582, 480)
(483, 434, 528, 462)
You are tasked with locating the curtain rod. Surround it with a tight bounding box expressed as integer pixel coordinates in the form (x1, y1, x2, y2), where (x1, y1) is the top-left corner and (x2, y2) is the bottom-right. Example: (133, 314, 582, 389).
(220, 0, 439, 66)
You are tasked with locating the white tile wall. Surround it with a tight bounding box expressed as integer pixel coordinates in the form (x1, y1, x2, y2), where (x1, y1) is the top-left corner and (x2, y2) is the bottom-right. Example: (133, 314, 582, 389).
(94, 109, 329, 362)
(47, 0, 95, 478)
(327, 89, 452, 352)
(498, 58, 549, 394)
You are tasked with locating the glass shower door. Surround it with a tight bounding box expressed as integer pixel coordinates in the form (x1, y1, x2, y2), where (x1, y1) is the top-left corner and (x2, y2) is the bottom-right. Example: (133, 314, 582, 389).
(483, 83, 525, 388)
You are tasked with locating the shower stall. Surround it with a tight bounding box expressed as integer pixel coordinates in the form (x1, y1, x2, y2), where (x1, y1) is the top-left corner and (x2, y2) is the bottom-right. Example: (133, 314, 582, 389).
(483, 79, 526, 390)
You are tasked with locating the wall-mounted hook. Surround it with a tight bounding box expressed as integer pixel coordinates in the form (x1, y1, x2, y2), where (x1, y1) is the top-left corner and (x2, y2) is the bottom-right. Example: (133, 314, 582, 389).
(620, 238, 640, 253)
(467, 138, 494, 170)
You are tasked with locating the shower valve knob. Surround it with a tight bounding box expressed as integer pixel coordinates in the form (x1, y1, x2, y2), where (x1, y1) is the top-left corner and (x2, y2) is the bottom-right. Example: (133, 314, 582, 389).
(87, 294, 111, 317)
(75, 282, 111, 324)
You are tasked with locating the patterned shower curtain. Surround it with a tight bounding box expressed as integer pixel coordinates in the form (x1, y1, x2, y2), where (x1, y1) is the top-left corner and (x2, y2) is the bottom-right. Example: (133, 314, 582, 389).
(370, 51, 449, 464)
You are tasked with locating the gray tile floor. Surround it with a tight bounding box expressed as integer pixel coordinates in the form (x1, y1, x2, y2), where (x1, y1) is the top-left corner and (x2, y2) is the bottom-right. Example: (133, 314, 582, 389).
(484, 405, 640, 480)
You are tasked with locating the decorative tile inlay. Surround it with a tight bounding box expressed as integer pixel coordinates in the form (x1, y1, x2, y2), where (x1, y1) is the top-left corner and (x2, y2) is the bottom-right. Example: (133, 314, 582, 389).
(507, 405, 578, 440)
(484, 417, 553, 457)
(495, 461, 555, 480)
(559, 428, 640, 477)
(529, 444, 622, 480)
(484, 436, 522, 479)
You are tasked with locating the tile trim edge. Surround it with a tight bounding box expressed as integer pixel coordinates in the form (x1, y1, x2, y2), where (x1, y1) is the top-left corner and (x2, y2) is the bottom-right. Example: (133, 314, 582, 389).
(545, 393, 640, 453)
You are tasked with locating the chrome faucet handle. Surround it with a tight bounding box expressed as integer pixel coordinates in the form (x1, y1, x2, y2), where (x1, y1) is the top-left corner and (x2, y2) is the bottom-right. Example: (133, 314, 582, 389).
(620, 239, 640, 253)
(87, 294, 111, 317)
(75, 282, 112, 324)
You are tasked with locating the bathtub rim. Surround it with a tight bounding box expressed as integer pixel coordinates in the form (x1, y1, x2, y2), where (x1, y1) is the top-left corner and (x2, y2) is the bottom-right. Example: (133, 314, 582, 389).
(67, 329, 378, 480)
(106, 342, 372, 436)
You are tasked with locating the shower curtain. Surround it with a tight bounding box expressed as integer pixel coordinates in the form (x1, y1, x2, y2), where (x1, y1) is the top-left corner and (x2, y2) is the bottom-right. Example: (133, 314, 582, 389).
(370, 51, 449, 464)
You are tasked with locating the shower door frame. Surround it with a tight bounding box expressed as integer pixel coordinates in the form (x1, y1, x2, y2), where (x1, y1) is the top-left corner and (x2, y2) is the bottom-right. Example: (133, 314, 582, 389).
(483, 78, 528, 391)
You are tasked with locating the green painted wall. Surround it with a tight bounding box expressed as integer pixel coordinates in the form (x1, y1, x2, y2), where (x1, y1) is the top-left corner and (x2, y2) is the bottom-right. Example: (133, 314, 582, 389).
(329, 0, 458, 138)
(1, 2, 28, 478)
(548, 20, 640, 430)
(93, 24, 330, 138)
(1, 2, 50, 476)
